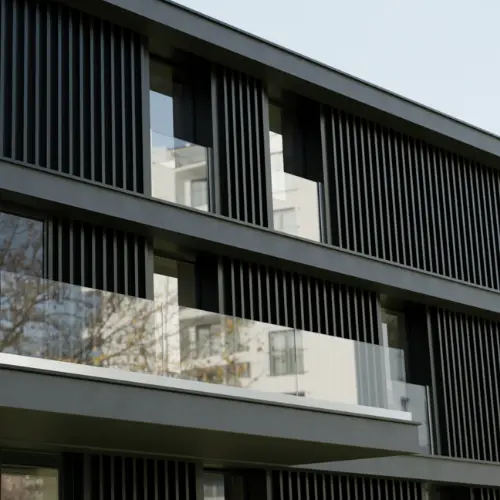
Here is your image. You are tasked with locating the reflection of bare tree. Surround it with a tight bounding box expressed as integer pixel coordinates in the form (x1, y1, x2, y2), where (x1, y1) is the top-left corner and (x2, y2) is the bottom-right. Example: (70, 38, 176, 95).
(0, 272, 157, 372)
(0, 211, 269, 387)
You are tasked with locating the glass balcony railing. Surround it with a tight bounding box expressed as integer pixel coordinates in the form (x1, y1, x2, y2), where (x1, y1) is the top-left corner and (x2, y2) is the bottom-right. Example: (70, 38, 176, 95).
(0, 270, 418, 419)
(151, 132, 210, 211)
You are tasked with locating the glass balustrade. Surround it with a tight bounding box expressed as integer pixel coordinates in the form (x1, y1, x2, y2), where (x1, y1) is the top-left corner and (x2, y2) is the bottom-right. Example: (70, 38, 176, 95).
(0, 270, 419, 418)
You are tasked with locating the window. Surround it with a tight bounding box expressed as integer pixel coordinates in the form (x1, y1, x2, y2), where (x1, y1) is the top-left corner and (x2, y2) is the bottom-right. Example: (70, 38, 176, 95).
(150, 59, 210, 211)
(1, 466, 58, 500)
(190, 179, 209, 210)
(269, 330, 304, 376)
(269, 102, 322, 241)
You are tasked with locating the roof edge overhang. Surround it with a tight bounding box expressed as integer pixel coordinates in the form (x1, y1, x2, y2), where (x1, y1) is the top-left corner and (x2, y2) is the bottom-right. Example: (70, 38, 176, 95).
(56, 0, 500, 168)
(298, 455, 500, 488)
(0, 355, 420, 467)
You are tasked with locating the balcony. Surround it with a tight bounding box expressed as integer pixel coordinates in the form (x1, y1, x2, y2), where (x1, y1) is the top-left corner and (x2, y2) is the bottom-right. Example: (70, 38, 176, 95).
(0, 271, 423, 465)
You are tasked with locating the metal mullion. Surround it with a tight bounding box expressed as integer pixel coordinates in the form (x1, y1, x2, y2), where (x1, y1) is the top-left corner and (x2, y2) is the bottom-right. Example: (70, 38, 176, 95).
(330, 111, 344, 248)
(482, 168, 498, 288)
(442, 153, 459, 279)
(11, 0, 18, 158)
(380, 126, 393, 261)
(56, 3, 63, 172)
(389, 131, 408, 265)
(0, 0, 7, 156)
(337, 113, 350, 249)
(463, 315, 480, 458)
(487, 322, 500, 461)
(364, 119, 379, 257)
(352, 117, 365, 253)
(238, 74, 248, 223)
(449, 311, 465, 458)
(477, 317, 494, 460)
(22, 0, 29, 162)
(467, 161, 485, 285)
(344, 114, 358, 252)
(245, 75, 256, 223)
(370, 123, 387, 260)
(437, 310, 454, 455)
(460, 158, 477, 284)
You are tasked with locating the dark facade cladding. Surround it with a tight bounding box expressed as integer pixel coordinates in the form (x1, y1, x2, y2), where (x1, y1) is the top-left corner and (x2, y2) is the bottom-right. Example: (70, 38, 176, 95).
(1, 0, 500, 499)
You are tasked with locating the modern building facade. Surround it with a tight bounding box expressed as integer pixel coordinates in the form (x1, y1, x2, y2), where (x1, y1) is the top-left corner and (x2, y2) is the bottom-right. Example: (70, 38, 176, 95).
(1, 0, 500, 499)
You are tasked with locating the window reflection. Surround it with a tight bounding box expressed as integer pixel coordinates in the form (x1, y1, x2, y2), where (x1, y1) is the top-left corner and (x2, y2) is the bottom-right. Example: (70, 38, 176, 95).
(150, 60, 210, 211)
(1, 467, 58, 500)
(269, 330, 303, 376)
(269, 105, 321, 241)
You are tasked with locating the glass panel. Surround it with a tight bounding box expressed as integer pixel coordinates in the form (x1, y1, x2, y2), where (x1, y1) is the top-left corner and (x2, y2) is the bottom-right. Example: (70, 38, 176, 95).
(0, 269, 416, 417)
(0, 212, 44, 277)
(1, 467, 58, 500)
(269, 110, 321, 242)
(295, 328, 409, 410)
(151, 131, 210, 211)
(405, 383, 432, 453)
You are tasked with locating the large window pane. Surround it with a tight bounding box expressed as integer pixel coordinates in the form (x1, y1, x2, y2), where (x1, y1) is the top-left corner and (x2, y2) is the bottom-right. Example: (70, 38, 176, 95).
(1, 467, 58, 500)
(269, 104, 321, 242)
(150, 61, 210, 211)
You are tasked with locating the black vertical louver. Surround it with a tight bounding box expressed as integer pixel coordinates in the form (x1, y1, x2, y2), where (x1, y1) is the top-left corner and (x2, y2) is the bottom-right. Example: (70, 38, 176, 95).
(200, 256, 381, 343)
(429, 307, 500, 461)
(212, 66, 272, 226)
(61, 453, 198, 500)
(322, 106, 500, 291)
(470, 488, 500, 500)
(0, 0, 146, 193)
(46, 216, 149, 298)
(270, 470, 425, 500)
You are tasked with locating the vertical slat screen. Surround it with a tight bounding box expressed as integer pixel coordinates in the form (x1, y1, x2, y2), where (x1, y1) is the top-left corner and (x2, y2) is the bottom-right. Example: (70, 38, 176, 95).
(323, 106, 500, 291)
(61, 453, 198, 500)
(0, 0, 145, 193)
(470, 488, 500, 500)
(196, 254, 384, 405)
(270, 470, 425, 500)
(212, 66, 272, 226)
(46, 217, 148, 298)
(430, 307, 500, 462)
(218, 256, 379, 342)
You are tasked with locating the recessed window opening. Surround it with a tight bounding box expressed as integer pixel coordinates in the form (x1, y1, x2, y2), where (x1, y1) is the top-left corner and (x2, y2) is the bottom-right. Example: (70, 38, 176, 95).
(150, 58, 211, 211)
(269, 102, 322, 242)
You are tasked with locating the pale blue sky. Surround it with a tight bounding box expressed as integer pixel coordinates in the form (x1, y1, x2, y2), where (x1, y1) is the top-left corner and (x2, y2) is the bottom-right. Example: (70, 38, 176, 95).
(175, 0, 500, 136)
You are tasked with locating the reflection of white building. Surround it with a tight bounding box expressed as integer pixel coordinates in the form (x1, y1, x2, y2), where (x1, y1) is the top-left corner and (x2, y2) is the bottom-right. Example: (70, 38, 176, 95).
(151, 138, 209, 211)
(148, 134, 414, 415)
(150, 272, 410, 414)
(270, 131, 321, 241)
(150, 126, 321, 241)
